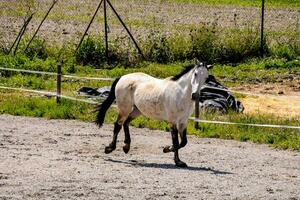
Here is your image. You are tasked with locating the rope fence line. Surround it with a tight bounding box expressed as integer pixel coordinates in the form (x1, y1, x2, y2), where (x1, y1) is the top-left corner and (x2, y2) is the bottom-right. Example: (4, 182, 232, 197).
(0, 67, 114, 81)
(201, 85, 300, 99)
(2, 66, 300, 99)
(0, 67, 57, 76)
(0, 85, 299, 129)
(0, 85, 119, 107)
(190, 117, 300, 130)
(62, 74, 114, 81)
(0, 85, 99, 105)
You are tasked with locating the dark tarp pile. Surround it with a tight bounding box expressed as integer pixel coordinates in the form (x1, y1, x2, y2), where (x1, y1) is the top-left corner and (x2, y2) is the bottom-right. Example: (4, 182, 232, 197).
(77, 75, 244, 113)
(199, 75, 244, 113)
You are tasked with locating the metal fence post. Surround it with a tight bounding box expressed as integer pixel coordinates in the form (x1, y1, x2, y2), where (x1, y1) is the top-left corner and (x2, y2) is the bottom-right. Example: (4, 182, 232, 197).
(104, 0, 109, 61)
(11, 14, 33, 55)
(56, 64, 62, 103)
(75, 0, 104, 53)
(260, 0, 265, 57)
(24, 0, 58, 53)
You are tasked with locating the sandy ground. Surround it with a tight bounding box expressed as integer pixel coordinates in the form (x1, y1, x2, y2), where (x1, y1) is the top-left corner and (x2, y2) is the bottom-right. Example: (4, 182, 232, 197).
(232, 82, 300, 118)
(0, 114, 299, 200)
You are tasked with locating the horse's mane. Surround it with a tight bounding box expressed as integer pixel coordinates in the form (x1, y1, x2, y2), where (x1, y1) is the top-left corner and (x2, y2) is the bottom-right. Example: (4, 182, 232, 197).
(171, 64, 195, 81)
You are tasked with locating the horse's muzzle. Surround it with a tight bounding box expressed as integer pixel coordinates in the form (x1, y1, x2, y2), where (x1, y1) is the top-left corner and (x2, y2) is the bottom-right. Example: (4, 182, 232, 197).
(191, 93, 199, 101)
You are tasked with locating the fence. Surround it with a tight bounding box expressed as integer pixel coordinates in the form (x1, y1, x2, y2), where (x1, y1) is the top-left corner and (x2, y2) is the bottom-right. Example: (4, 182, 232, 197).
(0, 65, 299, 130)
(1, 0, 298, 60)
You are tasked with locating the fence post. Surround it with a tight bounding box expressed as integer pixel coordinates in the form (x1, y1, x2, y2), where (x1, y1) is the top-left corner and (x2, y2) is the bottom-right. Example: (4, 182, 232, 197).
(56, 64, 62, 103)
(194, 94, 200, 129)
(75, 0, 104, 53)
(104, 0, 109, 61)
(260, 0, 265, 57)
(24, 0, 58, 53)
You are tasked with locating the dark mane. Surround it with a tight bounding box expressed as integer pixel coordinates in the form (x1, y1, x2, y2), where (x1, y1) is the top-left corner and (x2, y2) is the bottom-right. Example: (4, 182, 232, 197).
(171, 64, 195, 81)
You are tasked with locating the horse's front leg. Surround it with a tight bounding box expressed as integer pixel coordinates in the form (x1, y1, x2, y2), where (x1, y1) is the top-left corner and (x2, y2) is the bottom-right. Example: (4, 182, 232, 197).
(179, 128, 187, 148)
(163, 126, 187, 153)
(164, 126, 187, 167)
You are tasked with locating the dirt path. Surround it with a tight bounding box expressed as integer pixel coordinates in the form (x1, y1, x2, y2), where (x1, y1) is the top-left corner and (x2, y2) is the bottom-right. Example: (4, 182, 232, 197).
(0, 115, 299, 200)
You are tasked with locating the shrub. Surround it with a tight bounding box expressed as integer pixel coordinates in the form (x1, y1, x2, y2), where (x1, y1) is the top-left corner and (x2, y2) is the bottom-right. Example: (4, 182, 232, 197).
(270, 32, 300, 61)
(168, 34, 191, 62)
(142, 32, 171, 63)
(75, 36, 106, 67)
(23, 37, 48, 60)
(0, 41, 9, 55)
(264, 58, 300, 69)
(216, 28, 262, 63)
(189, 25, 218, 63)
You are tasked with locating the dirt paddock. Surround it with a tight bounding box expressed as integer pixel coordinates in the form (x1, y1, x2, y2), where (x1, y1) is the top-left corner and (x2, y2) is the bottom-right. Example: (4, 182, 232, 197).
(0, 115, 299, 200)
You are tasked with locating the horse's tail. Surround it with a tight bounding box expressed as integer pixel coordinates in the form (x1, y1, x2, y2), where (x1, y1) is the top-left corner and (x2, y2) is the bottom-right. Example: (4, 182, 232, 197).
(95, 77, 121, 127)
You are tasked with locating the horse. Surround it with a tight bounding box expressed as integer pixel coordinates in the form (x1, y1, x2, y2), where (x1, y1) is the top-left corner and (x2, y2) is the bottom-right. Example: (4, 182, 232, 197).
(96, 61, 211, 167)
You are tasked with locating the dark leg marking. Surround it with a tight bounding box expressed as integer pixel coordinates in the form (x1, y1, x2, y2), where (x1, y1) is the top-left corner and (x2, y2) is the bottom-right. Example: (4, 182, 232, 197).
(163, 126, 187, 167)
(122, 107, 141, 154)
(179, 128, 187, 148)
(105, 121, 122, 154)
(163, 128, 187, 153)
(171, 126, 187, 168)
(163, 126, 177, 153)
(123, 117, 132, 154)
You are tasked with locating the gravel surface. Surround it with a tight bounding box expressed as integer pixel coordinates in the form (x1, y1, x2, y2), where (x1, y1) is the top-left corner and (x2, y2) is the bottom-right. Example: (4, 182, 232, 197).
(0, 114, 299, 200)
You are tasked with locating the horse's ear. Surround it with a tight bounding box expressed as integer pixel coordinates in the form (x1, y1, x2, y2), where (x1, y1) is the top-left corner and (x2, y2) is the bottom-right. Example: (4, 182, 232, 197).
(196, 59, 203, 66)
(207, 64, 214, 70)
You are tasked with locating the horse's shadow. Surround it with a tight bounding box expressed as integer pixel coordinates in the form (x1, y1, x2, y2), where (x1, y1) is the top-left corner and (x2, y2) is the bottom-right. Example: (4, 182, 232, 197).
(104, 158, 233, 175)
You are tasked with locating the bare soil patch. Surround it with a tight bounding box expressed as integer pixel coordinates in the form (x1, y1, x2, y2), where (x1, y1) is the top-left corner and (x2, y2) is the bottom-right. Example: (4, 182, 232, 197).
(0, 115, 299, 199)
(232, 82, 300, 118)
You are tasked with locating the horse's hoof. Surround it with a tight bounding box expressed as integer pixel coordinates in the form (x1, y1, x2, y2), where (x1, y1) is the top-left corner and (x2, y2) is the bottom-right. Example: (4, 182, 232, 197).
(104, 146, 115, 154)
(175, 160, 188, 168)
(163, 146, 173, 153)
(123, 144, 130, 154)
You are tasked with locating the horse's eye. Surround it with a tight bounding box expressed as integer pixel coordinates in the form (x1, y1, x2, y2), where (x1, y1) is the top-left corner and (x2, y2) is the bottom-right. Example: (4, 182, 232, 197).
(194, 73, 198, 77)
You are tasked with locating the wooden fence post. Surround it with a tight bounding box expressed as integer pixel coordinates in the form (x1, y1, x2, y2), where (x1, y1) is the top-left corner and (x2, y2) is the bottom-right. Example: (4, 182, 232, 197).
(56, 64, 62, 103)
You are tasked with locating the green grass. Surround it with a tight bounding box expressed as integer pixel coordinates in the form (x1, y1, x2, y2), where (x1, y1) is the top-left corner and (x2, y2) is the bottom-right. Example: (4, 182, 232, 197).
(1, 54, 299, 91)
(0, 93, 299, 150)
(165, 0, 300, 8)
(0, 93, 94, 120)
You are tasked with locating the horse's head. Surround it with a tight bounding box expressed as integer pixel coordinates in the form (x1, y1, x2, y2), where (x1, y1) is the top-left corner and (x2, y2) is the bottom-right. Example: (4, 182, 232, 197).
(191, 60, 212, 100)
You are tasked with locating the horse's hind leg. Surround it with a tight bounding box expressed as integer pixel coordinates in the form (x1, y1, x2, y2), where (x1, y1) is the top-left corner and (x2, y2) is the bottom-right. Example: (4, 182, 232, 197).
(123, 107, 141, 154)
(104, 115, 123, 154)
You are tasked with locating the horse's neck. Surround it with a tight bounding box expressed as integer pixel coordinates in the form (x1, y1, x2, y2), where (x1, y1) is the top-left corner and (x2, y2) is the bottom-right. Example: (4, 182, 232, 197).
(176, 70, 193, 94)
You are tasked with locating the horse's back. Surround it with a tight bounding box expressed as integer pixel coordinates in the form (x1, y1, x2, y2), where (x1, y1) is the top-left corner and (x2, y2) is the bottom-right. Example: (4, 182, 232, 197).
(116, 72, 156, 91)
(115, 72, 167, 118)
(114, 73, 156, 113)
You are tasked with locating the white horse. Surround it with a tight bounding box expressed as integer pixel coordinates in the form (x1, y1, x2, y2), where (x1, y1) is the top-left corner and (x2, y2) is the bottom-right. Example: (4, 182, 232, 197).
(96, 61, 211, 167)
